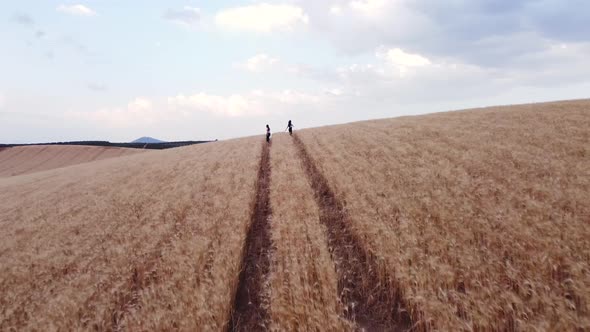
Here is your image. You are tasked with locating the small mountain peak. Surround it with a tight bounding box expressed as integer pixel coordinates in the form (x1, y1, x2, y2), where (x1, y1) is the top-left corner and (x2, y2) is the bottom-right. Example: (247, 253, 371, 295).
(132, 137, 165, 144)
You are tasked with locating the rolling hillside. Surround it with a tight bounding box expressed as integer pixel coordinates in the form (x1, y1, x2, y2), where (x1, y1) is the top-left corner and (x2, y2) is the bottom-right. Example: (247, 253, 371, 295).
(0, 99, 588, 331)
(0, 145, 144, 178)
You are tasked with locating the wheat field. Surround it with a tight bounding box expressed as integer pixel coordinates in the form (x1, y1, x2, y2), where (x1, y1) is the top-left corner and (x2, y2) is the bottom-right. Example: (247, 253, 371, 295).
(0, 145, 144, 178)
(0, 99, 589, 331)
(297, 99, 590, 330)
(0, 138, 261, 330)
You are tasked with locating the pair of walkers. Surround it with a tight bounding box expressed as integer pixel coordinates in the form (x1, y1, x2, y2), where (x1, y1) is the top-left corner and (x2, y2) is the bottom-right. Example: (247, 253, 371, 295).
(266, 120, 294, 143)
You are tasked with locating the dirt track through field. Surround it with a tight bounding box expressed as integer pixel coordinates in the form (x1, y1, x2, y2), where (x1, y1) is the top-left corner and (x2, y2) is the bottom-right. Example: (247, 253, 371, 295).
(229, 141, 272, 331)
(293, 134, 412, 331)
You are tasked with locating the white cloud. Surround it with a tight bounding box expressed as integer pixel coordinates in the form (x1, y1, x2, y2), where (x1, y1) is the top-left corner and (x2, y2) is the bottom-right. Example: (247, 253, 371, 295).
(128, 98, 152, 111)
(252, 90, 322, 104)
(375, 47, 431, 77)
(168, 90, 321, 117)
(163, 7, 201, 27)
(325, 88, 344, 96)
(330, 6, 343, 15)
(378, 48, 431, 67)
(234, 54, 340, 82)
(71, 90, 324, 132)
(71, 98, 156, 128)
(58, 87, 343, 141)
(297, 1, 431, 55)
(297, 38, 590, 105)
(215, 4, 309, 32)
(349, 0, 390, 15)
(237, 54, 279, 72)
(332, 45, 504, 103)
(57, 4, 97, 16)
(297, 0, 590, 69)
(169, 93, 260, 117)
(0, 93, 5, 109)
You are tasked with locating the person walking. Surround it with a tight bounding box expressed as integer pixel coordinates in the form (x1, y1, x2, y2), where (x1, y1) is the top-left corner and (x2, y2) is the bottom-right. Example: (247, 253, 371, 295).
(286, 120, 294, 136)
(266, 124, 271, 143)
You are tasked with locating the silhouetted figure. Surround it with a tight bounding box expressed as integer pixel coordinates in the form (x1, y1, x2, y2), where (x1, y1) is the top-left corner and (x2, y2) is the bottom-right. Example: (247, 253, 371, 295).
(266, 124, 271, 143)
(286, 120, 294, 136)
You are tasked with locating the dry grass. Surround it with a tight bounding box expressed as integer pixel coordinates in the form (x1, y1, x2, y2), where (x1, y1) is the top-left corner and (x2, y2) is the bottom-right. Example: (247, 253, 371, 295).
(0, 145, 144, 177)
(297, 99, 590, 330)
(0, 99, 588, 330)
(267, 134, 351, 331)
(0, 138, 261, 330)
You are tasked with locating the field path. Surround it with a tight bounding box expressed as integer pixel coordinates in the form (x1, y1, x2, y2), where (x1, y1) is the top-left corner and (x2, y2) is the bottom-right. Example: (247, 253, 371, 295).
(266, 134, 352, 330)
(293, 134, 412, 331)
(229, 141, 273, 331)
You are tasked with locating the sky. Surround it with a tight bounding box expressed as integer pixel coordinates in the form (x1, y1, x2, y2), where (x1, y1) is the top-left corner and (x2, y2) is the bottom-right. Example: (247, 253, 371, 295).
(1, 0, 589, 143)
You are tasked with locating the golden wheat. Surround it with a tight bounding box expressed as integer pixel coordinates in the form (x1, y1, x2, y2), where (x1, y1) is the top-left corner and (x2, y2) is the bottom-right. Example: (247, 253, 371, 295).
(0, 145, 144, 177)
(267, 134, 352, 331)
(0, 99, 588, 330)
(0, 138, 261, 330)
(297, 99, 590, 330)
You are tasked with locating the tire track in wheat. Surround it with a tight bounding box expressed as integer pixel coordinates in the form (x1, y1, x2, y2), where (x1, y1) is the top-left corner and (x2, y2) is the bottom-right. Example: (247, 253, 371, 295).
(292, 134, 412, 331)
(228, 141, 272, 331)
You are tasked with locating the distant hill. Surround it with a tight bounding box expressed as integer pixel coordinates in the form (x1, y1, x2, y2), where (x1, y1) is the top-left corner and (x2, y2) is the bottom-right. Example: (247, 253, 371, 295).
(0, 140, 212, 150)
(0, 145, 144, 178)
(132, 137, 165, 144)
